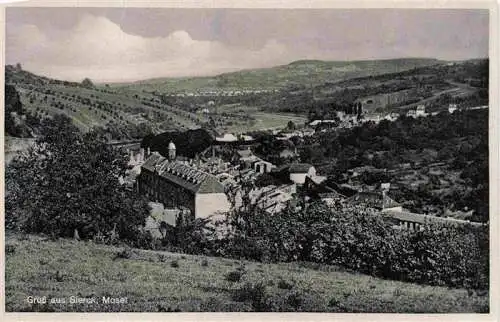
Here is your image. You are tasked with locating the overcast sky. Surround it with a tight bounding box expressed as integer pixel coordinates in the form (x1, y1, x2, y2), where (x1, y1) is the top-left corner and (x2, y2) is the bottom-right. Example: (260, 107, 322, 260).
(6, 8, 489, 83)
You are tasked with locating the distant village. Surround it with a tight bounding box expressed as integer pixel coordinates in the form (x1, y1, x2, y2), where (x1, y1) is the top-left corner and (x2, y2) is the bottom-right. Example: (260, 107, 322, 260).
(121, 102, 485, 238)
(164, 88, 280, 97)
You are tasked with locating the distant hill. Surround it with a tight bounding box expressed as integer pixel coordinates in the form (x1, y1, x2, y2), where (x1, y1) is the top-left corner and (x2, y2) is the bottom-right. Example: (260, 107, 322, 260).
(6, 57, 487, 140)
(112, 58, 444, 93)
(4, 65, 211, 138)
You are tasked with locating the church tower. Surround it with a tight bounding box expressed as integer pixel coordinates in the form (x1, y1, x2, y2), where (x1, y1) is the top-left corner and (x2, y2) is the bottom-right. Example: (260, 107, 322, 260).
(168, 141, 176, 161)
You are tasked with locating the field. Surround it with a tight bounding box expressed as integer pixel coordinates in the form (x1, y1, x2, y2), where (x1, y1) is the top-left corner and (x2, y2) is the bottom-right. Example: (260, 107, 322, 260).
(251, 112, 307, 131)
(15, 83, 200, 133)
(215, 104, 307, 133)
(4, 233, 488, 313)
(7, 66, 308, 137)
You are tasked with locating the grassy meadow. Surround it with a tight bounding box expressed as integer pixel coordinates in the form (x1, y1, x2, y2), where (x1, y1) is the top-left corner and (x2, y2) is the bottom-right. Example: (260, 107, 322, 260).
(4, 233, 489, 312)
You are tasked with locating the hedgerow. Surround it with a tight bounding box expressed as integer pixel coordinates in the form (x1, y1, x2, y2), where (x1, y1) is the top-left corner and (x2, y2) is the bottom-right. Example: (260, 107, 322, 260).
(170, 201, 488, 290)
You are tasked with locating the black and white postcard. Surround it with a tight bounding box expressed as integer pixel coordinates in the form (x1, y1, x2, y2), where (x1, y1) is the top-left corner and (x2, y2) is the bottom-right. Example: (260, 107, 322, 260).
(2, 1, 498, 321)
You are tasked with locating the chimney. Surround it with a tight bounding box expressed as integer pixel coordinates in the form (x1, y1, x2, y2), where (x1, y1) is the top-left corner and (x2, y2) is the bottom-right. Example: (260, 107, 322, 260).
(147, 147, 151, 157)
(140, 148, 145, 161)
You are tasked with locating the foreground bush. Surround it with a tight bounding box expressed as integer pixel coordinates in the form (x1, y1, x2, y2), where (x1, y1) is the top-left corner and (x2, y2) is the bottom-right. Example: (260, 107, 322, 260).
(171, 201, 488, 290)
(5, 115, 150, 244)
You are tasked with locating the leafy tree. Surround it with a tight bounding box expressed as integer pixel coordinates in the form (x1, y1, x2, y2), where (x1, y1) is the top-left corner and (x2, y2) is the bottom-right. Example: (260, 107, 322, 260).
(81, 77, 94, 89)
(5, 114, 150, 242)
(5, 85, 33, 137)
(254, 173, 282, 187)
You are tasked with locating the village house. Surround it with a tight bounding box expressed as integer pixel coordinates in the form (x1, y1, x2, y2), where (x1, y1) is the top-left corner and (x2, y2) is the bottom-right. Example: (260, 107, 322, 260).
(384, 113, 400, 122)
(233, 148, 260, 167)
(309, 119, 337, 127)
(346, 191, 403, 212)
(416, 105, 427, 117)
(362, 113, 383, 124)
(271, 163, 317, 185)
(216, 133, 238, 142)
(128, 148, 145, 167)
(448, 104, 458, 114)
(406, 109, 417, 118)
(288, 163, 317, 185)
(138, 142, 231, 221)
(253, 159, 276, 174)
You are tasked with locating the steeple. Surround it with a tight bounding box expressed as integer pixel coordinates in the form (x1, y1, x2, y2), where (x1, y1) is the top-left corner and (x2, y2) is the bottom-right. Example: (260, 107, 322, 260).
(168, 141, 176, 161)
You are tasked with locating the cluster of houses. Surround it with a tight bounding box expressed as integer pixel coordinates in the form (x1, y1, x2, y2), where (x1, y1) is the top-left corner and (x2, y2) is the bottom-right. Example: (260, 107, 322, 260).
(122, 98, 487, 235)
(164, 88, 279, 98)
(123, 128, 483, 236)
(326, 103, 467, 126)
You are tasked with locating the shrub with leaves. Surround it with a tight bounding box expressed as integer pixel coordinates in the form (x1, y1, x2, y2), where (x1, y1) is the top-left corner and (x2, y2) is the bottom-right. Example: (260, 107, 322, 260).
(217, 200, 489, 289)
(5, 244, 16, 255)
(277, 279, 294, 290)
(226, 270, 245, 282)
(114, 247, 133, 260)
(232, 282, 269, 311)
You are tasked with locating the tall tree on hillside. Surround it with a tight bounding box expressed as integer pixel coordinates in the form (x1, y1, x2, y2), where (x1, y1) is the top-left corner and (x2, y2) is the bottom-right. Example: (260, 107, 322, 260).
(5, 85, 32, 137)
(81, 77, 94, 89)
(5, 114, 150, 242)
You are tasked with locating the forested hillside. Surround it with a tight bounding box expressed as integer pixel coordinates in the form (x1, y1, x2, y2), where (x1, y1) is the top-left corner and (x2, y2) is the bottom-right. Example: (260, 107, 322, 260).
(299, 109, 489, 222)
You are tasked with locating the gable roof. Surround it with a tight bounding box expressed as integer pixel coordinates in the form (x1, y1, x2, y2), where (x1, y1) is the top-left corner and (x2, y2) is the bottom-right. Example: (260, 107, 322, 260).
(236, 149, 253, 158)
(289, 163, 314, 173)
(141, 154, 224, 194)
(216, 133, 238, 142)
(347, 191, 401, 210)
(254, 159, 274, 166)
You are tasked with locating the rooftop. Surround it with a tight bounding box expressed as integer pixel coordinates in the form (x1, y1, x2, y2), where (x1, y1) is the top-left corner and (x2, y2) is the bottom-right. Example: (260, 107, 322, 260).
(383, 210, 485, 227)
(216, 133, 238, 142)
(236, 149, 253, 158)
(346, 191, 401, 210)
(142, 154, 224, 194)
(289, 163, 314, 173)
